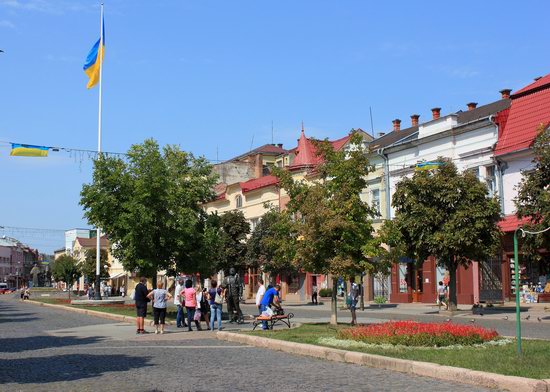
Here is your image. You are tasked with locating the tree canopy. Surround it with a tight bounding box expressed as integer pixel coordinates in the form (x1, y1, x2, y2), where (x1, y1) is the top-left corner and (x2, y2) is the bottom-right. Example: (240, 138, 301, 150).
(246, 208, 298, 275)
(80, 139, 218, 281)
(80, 249, 110, 282)
(51, 254, 81, 298)
(387, 160, 502, 309)
(211, 210, 250, 273)
(274, 131, 377, 323)
(515, 125, 550, 258)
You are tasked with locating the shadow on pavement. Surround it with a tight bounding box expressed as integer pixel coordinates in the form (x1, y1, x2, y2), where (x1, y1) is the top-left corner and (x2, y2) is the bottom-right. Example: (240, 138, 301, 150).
(0, 317, 40, 324)
(0, 335, 107, 353)
(0, 353, 153, 384)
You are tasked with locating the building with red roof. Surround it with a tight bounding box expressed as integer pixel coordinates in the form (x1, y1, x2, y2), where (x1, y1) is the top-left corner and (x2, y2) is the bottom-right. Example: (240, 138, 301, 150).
(493, 74, 550, 297)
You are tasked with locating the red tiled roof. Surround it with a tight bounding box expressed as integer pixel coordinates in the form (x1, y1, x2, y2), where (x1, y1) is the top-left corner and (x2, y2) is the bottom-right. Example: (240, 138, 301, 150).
(513, 74, 550, 96)
(240, 175, 279, 193)
(291, 130, 323, 168)
(498, 215, 532, 233)
(290, 131, 351, 169)
(76, 236, 109, 248)
(495, 73, 550, 156)
(330, 135, 351, 151)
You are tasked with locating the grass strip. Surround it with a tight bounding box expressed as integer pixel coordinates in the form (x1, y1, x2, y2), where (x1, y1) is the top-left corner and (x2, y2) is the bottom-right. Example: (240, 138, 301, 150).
(246, 323, 550, 379)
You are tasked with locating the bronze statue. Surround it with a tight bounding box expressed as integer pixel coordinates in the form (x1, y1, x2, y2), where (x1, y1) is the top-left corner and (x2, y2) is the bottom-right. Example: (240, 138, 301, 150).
(223, 267, 244, 323)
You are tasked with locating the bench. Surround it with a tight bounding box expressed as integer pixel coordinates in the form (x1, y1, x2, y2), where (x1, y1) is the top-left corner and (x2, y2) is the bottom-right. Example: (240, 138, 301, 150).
(252, 313, 294, 331)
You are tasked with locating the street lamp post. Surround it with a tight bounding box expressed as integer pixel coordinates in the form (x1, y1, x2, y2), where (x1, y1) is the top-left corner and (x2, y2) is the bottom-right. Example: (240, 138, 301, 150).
(513, 228, 522, 356)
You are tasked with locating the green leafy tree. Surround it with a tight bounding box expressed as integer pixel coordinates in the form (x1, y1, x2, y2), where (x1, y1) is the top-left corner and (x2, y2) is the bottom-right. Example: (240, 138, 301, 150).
(213, 210, 250, 273)
(389, 160, 501, 310)
(274, 131, 376, 324)
(51, 255, 81, 299)
(80, 139, 217, 286)
(246, 208, 298, 275)
(515, 125, 550, 258)
(80, 249, 110, 282)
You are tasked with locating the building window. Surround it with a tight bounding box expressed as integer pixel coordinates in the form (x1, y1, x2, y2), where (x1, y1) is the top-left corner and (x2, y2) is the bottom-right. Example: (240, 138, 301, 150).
(235, 195, 243, 208)
(371, 189, 381, 216)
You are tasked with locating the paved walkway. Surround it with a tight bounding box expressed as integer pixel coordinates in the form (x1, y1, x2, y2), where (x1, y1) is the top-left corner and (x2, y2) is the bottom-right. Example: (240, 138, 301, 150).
(0, 296, 493, 391)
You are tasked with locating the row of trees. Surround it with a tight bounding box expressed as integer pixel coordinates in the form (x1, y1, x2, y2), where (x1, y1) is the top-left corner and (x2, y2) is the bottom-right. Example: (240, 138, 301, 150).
(51, 249, 109, 298)
(77, 127, 549, 320)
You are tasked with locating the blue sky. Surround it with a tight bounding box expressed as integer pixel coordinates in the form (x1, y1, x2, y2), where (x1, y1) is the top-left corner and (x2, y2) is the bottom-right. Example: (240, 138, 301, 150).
(1, 0, 549, 253)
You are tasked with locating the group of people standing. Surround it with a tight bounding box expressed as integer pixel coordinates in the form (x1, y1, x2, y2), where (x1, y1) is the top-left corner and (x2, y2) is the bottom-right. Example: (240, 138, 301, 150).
(133, 276, 225, 335)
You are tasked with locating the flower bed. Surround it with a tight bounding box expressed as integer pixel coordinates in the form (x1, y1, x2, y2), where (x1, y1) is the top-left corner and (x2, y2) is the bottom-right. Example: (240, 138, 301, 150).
(338, 321, 499, 347)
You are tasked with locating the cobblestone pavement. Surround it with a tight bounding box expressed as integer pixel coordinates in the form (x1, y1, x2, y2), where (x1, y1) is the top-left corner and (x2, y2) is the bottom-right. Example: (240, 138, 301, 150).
(0, 296, 495, 392)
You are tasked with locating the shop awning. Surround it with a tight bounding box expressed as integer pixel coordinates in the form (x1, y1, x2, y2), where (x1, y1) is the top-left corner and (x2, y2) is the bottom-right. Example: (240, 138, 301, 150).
(109, 273, 127, 280)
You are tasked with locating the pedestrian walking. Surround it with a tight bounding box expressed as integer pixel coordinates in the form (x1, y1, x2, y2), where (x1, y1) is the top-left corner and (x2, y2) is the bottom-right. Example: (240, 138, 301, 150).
(208, 280, 223, 331)
(147, 281, 172, 334)
(20, 286, 25, 300)
(174, 277, 187, 328)
(120, 284, 125, 298)
(183, 280, 201, 331)
(87, 285, 94, 300)
(134, 277, 150, 334)
(348, 277, 359, 326)
(312, 283, 318, 305)
(437, 281, 448, 310)
(196, 287, 211, 330)
(255, 278, 266, 315)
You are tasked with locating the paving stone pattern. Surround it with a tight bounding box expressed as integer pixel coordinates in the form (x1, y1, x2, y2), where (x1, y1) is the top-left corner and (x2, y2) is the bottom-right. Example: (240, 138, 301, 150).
(0, 296, 495, 391)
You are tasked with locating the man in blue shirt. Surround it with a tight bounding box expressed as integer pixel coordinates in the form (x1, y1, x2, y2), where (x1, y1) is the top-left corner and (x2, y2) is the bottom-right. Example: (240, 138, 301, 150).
(259, 284, 281, 330)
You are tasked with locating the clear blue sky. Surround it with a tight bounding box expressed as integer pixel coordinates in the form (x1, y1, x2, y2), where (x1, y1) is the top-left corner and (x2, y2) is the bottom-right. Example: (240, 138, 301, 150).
(1, 0, 549, 253)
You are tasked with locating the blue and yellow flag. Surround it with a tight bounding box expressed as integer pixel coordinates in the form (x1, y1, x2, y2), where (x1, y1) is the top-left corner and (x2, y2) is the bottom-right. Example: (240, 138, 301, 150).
(83, 20, 105, 89)
(10, 143, 49, 157)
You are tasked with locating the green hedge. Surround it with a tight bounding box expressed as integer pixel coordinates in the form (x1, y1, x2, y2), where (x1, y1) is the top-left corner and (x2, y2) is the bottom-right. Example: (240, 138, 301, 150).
(319, 288, 333, 297)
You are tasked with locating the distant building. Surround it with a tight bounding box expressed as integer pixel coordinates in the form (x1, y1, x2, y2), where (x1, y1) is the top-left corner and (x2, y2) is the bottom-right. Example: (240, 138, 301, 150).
(0, 236, 39, 288)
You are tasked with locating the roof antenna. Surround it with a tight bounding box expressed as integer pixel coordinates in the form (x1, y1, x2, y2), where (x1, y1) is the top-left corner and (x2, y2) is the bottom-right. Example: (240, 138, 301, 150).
(369, 106, 375, 138)
(271, 120, 274, 144)
(301, 120, 305, 133)
(250, 134, 255, 152)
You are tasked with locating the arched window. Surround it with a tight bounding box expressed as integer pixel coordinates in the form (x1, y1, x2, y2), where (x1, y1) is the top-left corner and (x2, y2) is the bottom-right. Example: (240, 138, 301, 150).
(235, 195, 243, 208)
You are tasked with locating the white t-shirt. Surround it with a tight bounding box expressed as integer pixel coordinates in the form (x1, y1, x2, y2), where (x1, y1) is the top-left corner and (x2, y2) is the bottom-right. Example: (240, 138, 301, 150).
(174, 283, 183, 305)
(256, 285, 266, 306)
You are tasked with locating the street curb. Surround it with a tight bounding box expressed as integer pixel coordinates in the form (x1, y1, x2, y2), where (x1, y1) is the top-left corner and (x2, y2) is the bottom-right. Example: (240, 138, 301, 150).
(216, 331, 550, 392)
(24, 300, 176, 326)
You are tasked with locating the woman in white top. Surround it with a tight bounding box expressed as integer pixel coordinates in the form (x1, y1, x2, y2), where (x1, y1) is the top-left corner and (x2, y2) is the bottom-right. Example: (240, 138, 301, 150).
(147, 281, 172, 334)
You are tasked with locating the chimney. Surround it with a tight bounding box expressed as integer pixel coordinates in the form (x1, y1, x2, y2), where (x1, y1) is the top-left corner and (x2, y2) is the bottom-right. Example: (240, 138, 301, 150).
(467, 102, 478, 111)
(500, 89, 511, 99)
(277, 143, 283, 148)
(254, 153, 263, 178)
(410, 114, 420, 127)
(431, 107, 441, 120)
(392, 119, 401, 132)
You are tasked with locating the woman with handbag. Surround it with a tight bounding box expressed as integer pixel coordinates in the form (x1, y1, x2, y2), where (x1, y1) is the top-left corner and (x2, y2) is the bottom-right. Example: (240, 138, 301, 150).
(196, 287, 211, 330)
(208, 280, 223, 331)
(183, 280, 202, 331)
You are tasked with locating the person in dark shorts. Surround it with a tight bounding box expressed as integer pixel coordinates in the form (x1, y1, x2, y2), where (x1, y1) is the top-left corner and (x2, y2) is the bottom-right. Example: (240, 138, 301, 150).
(147, 280, 172, 334)
(134, 277, 150, 334)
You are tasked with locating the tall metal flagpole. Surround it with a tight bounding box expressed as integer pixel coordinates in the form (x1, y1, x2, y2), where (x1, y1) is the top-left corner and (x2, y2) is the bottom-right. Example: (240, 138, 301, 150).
(94, 3, 104, 300)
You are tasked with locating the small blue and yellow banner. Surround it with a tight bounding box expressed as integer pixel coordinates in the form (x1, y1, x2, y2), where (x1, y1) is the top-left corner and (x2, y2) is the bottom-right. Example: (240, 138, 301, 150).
(10, 143, 49, 157)
(415, 161, 443, 171)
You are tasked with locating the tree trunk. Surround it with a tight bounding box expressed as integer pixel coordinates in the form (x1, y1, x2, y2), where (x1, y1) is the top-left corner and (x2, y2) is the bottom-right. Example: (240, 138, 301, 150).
(330, 278, 338, 325)
(152, 272, 158, 289)
(448, 257, 458, 311)
(360, 273, 365, 311)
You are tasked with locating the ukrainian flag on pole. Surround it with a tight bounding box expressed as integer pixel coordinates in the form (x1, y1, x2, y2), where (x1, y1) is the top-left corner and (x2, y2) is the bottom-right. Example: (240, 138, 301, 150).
(83, 17, 105, 89)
